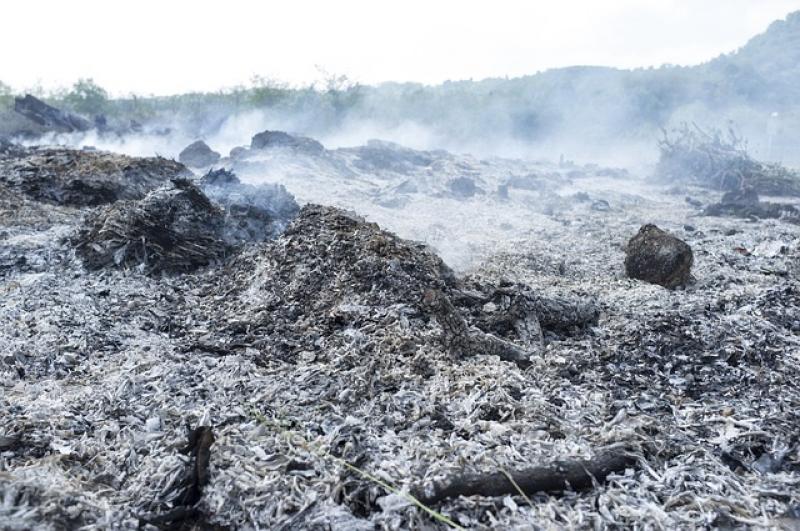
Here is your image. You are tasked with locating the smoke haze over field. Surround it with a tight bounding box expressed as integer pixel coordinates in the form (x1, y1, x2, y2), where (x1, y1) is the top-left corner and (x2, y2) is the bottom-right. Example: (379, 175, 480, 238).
(1, 0, 798, 95)
(5, 3, 800, 168)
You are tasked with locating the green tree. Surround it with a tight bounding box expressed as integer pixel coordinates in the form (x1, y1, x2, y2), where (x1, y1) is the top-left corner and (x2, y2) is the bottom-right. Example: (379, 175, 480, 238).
(63, 78, 109, 116)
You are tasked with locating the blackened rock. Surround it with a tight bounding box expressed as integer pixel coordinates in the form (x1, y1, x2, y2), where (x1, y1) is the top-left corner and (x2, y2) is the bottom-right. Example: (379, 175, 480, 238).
(625, 224, 693, 288)
(250, 130, 324, 154)
(179, 140, 220, 168)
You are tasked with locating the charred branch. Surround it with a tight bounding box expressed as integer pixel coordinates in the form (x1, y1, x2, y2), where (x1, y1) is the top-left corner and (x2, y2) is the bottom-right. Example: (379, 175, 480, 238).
(414, 447, 637, 505)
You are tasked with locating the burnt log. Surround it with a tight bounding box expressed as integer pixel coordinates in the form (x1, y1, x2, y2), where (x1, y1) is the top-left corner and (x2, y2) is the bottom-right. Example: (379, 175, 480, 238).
(14, 95, 92, 133)
(414, 447, 636, 505)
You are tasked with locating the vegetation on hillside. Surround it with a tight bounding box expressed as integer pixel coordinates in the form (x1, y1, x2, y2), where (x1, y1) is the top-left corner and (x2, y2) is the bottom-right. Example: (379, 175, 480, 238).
(1, 11, 798, 161)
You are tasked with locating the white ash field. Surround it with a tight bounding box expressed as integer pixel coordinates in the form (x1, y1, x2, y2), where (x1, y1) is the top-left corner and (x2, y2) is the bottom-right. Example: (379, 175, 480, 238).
(1, 133, 799, 531)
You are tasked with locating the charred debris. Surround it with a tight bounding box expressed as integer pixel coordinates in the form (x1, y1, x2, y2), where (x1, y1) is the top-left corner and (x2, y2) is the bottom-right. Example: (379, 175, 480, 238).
(655, 124, 800, 228)
(0, 145, 189, 207)
(9, 94, 143, 138)
(1, 130, 799, 529)
(656, 123, 800, 197)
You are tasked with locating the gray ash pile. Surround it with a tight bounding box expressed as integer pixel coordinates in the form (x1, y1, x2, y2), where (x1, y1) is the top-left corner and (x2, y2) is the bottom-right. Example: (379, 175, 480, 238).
(245, 204, 456, 310)
(199, 168, 299, 242)
(0, 146, 189, 206)
(74, 172, 299, 274)
(74, 178, 229, 273)
(196, 204, 459, 358)
(191, 204, 593, 369)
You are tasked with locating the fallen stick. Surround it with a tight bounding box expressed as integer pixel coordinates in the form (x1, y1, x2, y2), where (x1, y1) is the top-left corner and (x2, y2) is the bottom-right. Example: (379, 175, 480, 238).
(413, 447, 637, 505)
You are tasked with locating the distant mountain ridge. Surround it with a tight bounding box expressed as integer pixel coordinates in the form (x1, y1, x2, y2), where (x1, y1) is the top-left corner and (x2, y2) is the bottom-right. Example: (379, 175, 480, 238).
(340, 10, 800, 160)
(701, 10, 800, 106)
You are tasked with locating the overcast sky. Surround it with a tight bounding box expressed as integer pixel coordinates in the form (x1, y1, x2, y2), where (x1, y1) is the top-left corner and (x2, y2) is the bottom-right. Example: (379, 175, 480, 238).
(2, 0, 798, 96)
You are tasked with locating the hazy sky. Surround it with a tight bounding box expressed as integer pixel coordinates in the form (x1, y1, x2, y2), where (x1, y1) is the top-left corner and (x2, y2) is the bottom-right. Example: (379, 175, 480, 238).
(2, 0, 798, 96)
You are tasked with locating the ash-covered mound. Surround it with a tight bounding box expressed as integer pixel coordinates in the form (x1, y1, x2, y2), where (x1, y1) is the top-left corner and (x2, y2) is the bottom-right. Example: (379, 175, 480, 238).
(74, 179, 228, 273)
(73, 170, 299, 274)
(241, 204, 457, 316)
(0, 146, 189, 206)
(179, 140, 220, 168)
(182, 203, 464, 363)
(192, 205, 594, 369)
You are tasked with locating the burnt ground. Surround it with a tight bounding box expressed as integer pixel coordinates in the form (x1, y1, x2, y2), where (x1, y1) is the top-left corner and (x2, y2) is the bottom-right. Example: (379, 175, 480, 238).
(1, 143, 799, 530)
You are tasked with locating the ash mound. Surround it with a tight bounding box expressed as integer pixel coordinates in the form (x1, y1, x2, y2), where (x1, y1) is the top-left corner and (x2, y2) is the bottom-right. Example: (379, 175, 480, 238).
(74, 178, 229, 273)
(200, 204, 459, 358)
(0, 145, 189, 206)
(251, 204, 457, 310)
(196, 204, 596, 368)
(74, 173, 298, 274)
